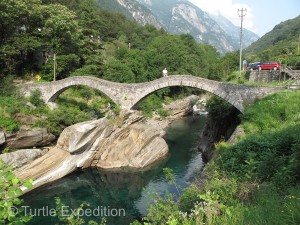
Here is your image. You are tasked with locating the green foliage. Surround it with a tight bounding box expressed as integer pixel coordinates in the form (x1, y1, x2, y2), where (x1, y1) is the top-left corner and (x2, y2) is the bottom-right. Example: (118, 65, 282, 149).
(213, 91, 300, 189)
(178, 184, 201, 213)
(0, 159, 33, 224)
(143, 193, 179, 225)
(245, 15, 300, 65)
(0, 0, 225, 81)
(242, 91, 300, 133)
(217, 125, 300, 187)
(102, 58, 135, 83)
(157, 108, 169, 118)
(206, 96, 238, 121)
(134, 90, 300, 225)
(35, 104, 93, 136)
(55, 197, 103, 225)
(0, 117, 19, 133)
(0, 76, 17, 96)
(213, 184, 300, 225)
(163, 168, 181, 196)
(137, 93, 163, 117)
(29, 89, 45, 107)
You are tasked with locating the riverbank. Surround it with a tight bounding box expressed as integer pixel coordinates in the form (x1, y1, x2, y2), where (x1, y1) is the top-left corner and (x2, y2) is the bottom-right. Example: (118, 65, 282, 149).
(133, 90, 300, 225)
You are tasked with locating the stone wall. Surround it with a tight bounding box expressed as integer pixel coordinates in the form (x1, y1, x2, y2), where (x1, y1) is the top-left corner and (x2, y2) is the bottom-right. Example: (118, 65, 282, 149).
(247, 70, 300, 83)
(248, 70, 290, 82)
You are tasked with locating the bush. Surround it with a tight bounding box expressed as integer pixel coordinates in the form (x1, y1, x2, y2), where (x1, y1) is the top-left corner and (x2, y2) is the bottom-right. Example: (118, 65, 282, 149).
(207, 96, 238, 121)
(0, 76, 17, 96)
(138, 94, 163, 117)
(157, 108, 169, 118)
(178, 184, 201, 212)
(215, 106, 300, 188)
(0, 96, 24, 116)
(0, 117, 19, 133)
(35, 105, 93, 136)
(0, 159, 33, 224)
(29, 89, 45, 107)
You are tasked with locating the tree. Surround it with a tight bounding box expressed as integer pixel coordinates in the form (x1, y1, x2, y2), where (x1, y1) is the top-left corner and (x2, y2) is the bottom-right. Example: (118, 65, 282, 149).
(102, 58, 135, 83)
(0, 0, 43, 75)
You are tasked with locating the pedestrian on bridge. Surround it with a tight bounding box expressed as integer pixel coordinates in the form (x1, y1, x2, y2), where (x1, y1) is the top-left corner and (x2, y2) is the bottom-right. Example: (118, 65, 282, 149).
(162, 68, 168, 77)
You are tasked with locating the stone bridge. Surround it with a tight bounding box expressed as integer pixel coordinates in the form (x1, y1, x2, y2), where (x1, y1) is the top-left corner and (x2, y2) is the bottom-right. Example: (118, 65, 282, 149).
(20, 75, 284, 113)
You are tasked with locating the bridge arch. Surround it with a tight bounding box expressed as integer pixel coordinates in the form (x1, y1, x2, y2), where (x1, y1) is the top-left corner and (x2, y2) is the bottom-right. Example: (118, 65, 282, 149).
(20, 75, 283, 114)
(123, 75, 244, 112)
(47, 85, 115, 105)
(21, 76, 122, 106)
(131, 85, 235, 111)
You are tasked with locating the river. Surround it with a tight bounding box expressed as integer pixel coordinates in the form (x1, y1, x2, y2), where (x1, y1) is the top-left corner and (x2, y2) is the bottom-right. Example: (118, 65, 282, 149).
(22, 115, 207, 224)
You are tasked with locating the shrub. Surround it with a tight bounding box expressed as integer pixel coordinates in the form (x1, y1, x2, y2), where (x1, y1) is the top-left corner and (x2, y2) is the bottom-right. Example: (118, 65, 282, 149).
(0, 117, 19, 133)
(157, 108, 169, 118)
(29, 89, 45, 107)
(0, 159, 33, 224)
(35, 105, 93, 136)
(138, 94, 163, 117)
(0, 76, 17, 96)
(178, 184, 202, 212)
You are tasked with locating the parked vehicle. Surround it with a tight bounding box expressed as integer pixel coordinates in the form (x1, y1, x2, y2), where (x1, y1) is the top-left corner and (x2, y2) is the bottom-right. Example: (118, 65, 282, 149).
(247, 62, 261, 70)
(257, 62, 281, 71)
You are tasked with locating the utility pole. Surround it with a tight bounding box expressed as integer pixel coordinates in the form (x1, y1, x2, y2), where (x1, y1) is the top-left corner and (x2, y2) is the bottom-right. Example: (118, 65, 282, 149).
(297, 35, 300, 55)
(53, 53, 56, 81)
(238, 8, 247, 80)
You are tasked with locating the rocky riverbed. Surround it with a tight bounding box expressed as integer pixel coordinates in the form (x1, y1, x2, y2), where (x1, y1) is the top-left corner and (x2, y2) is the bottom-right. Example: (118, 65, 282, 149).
(1, 95, 208, 193)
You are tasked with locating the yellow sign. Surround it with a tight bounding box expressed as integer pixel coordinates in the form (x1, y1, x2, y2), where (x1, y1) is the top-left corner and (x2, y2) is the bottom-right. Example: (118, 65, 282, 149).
(35, 75, 41, 81)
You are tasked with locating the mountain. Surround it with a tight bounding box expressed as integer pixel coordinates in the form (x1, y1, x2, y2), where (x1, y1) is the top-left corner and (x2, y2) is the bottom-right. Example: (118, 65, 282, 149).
(210, 13, 259, 51)
(245, 15, 300, 57)
(97, 0, 162, 29)
(97, 0, 259, 54)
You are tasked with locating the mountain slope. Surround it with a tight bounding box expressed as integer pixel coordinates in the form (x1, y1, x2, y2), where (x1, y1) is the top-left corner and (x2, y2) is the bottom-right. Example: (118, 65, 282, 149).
(97, 0, 162, 28)
(97, 0, 259, 54)
(210, 13, 259, 50)
(245, 15, 300, 57)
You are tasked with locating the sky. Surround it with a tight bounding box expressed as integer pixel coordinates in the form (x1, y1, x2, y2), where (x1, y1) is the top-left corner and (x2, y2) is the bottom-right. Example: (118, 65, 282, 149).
(189, 0, 300, 37)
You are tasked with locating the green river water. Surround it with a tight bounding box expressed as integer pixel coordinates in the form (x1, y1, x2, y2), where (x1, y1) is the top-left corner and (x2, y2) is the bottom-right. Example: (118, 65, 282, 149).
(22, 115, 207, 224)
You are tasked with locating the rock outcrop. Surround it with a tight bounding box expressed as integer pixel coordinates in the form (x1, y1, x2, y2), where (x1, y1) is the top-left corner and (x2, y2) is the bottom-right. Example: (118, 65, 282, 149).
(91, 123, 168, 169)
(0, 129, 5, 146)
(6, 127, 56, 149)
(198, 107, 240, 162)
(0, 148, 48, 169)
(16, 111, 169, 193)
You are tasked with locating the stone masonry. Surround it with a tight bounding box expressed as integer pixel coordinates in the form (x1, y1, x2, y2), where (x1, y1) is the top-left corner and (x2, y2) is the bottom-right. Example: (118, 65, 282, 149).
(20, 75, 284, 113)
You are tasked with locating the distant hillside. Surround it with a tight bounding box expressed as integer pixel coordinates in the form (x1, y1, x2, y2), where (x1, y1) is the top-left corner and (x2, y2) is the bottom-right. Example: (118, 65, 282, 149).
(96, 0, 259, 54)
(210, 13, 259, 51)
(245, 15, 300, 62)
(97, 0, 162, 28)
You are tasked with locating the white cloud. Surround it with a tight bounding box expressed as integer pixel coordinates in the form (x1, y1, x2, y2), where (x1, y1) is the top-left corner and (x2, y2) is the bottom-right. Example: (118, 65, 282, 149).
(189, 0, 256, 32)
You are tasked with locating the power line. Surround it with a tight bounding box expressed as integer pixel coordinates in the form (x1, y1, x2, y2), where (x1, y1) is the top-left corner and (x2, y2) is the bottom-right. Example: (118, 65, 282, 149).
(238, 8, 247, 80)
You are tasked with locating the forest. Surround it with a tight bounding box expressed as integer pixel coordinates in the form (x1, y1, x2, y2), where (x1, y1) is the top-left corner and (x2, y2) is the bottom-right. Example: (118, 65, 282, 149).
(0, 0, 241, 83)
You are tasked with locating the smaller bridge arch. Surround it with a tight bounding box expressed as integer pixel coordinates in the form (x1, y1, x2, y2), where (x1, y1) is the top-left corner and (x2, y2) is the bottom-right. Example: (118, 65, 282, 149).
(20, 75, 284, 113)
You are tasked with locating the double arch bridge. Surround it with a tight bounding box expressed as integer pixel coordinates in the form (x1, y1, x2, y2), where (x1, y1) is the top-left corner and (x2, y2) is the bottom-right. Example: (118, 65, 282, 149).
(20, 75, 284, 113)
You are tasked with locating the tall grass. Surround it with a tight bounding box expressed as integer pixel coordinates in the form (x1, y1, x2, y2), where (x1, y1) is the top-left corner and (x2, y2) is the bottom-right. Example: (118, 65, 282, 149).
(242, 90, 300, 134)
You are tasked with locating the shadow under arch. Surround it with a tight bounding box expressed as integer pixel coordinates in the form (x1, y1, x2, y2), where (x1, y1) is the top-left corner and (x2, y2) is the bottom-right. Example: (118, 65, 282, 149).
(130, 82, 243, 113)
(48, 84, 114, 103)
